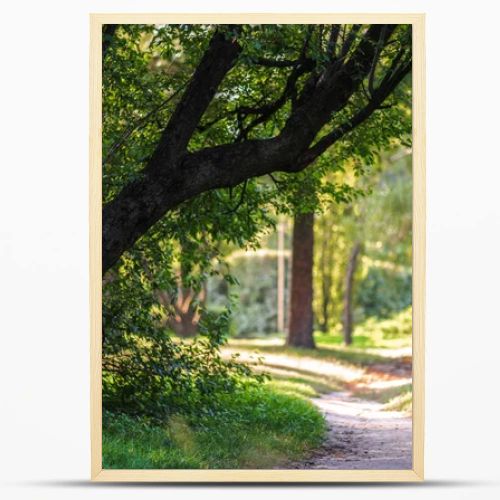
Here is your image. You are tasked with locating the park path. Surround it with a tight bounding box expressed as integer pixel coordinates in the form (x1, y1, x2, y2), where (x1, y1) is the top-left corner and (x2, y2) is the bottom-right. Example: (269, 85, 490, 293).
(224, 343, 412, 470)
(285, 390, 412, 469)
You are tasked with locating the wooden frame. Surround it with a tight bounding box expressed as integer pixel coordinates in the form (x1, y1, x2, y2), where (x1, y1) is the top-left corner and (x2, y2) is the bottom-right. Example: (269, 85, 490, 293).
(90, 13, 425, 482)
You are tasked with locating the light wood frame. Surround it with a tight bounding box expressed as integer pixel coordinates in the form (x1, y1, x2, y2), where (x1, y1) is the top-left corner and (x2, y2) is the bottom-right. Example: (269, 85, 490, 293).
(90, 13, 425, 482)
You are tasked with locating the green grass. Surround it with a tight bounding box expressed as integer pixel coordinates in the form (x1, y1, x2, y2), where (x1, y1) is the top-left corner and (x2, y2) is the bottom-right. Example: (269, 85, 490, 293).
(265, 371, 342, 395)
(382, 386, 413, 412)
(103, 384, 326, 469)
(103, 310, 413, 470)
(229, 307, 412, 369)
(266, 378, 320, 398)
(315, 307, 412, 349)
(226, 308, 413, 413)
(229, 340, 391, 367)
(354, 381, 412, 409)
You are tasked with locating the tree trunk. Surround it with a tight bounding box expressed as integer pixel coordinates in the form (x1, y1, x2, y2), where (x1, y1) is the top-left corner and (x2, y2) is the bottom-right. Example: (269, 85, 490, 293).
(287, 213, 315, 348)
(318, 216, 333, 333)
(277, 218, 286, 333)
(155, 256, 207, 337)
(343, 242, 361, 345)
(319, 283, 331, 333)
(168, 282, 206, 337)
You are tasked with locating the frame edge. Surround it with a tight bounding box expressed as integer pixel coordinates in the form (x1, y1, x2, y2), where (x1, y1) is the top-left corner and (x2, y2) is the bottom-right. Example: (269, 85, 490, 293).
(89, 13, 426, 482)
(90, 13, 103, 480)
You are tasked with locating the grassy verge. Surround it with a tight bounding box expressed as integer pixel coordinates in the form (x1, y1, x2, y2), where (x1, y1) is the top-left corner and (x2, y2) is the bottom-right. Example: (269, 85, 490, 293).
(384, 390, 412, 412)
(103, 383, 326, 469)
(225, 308, 413, 413)
(354, 381, 413, 410)
(231, 342, 393, 366)
(265, 371, 342, 395)
(315, 307, 412, 350)
(266, 368, 412, 413)
(231, 307, 412, 368)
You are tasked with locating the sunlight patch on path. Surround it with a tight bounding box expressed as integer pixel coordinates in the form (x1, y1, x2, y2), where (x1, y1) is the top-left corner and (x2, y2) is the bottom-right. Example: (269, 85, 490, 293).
(223, 348, 365, 383)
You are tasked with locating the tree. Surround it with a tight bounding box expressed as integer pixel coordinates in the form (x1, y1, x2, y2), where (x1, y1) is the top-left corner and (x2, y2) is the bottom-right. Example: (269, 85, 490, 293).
(288, 213, 316, 348)
(312, 148, 412, 338)
(316, 212, 336, 333)
(158, 277, 207, 338)
(342, 242, 362, 345)
(276, 218, 287, 333)
(102, 24, 412, 274)
(101, 24, 412, 416)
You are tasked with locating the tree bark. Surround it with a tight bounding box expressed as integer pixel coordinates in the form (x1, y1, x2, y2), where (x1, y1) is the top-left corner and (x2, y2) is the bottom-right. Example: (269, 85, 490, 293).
(343, 242, 362, 345)
(277, 219, 286, 333)
(287, 213, 315, 348)
(318, 215, 333, 333)
(102, 25, 408, 274)
(164, 282, 206, 338)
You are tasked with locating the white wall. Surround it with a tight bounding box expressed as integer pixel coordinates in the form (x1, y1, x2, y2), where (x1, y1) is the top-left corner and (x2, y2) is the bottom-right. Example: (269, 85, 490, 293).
(1, 1, 499, 498)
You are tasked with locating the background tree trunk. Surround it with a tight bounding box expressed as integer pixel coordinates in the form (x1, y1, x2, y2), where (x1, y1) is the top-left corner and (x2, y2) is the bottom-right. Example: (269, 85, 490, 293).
(168, 282, 206, 337)
(277, 218, 286, 333)
(156, 283, 206, 338)
(287, 212, 315, 348)
(318, 215, 333, 333)
(343, 242, 362, 345)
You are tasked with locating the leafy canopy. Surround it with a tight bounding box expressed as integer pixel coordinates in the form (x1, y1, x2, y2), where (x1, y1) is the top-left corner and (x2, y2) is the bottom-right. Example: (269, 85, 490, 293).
(102, 24, 411, 419)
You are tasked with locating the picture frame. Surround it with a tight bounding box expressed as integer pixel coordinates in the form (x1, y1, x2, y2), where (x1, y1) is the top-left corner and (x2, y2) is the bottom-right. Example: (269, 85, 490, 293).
(90, 13, 425, 482)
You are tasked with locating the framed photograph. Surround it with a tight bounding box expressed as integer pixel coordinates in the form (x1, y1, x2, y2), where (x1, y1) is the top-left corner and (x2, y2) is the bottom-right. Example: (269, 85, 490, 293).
(90, 13, 425, 482)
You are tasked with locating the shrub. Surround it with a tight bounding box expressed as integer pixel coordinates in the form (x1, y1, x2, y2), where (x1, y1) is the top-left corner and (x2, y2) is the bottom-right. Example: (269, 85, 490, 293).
(355, 266, 412, 319)
(103, 255, 266, 421)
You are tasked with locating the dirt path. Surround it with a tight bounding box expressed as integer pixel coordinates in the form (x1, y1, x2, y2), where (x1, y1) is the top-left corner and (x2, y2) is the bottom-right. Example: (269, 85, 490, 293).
(285, 390, 412, 469)
(223, 343, 412, 469)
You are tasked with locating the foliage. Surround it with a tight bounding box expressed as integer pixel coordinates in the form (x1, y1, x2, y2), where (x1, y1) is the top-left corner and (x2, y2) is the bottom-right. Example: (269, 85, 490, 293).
(355, 305, 412, 340)
(313, 149, 412, 331)
(103, 383, 326, 469)
(209, 150, 412, 338)
(225, 306, 413, 416)
(314, 306, 412, 349)
(207, 238, 291, 336)
(355, 266, 411, 319)
(102, 24, 412, 423)
(103, 248, 266, 421)
(233, 306, 412, 365)
(219, 253, 280, 336)
(384, 389, 413, 412)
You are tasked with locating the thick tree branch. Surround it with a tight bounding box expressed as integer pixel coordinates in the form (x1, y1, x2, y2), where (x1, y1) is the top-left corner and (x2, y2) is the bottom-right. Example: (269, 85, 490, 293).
(339, 24, 362, 60)
(102, 24, 403, 274)
(103, 83, 187, 166)
(252, 57, 299, 68)
(237, 57, 316, 139)
(327, 25, 341, 58)
(147, 28, 242, 170)
(297, 58, 411, 168)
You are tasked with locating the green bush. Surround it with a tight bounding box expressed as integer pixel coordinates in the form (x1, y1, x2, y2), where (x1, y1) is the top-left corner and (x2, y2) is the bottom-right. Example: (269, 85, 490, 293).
(355, 266, 412, 319)
(313, 306, 412, 349)
(207, 253, 285, 337)
(359, 306, 412, 339)
(103, 258, 265, 421)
